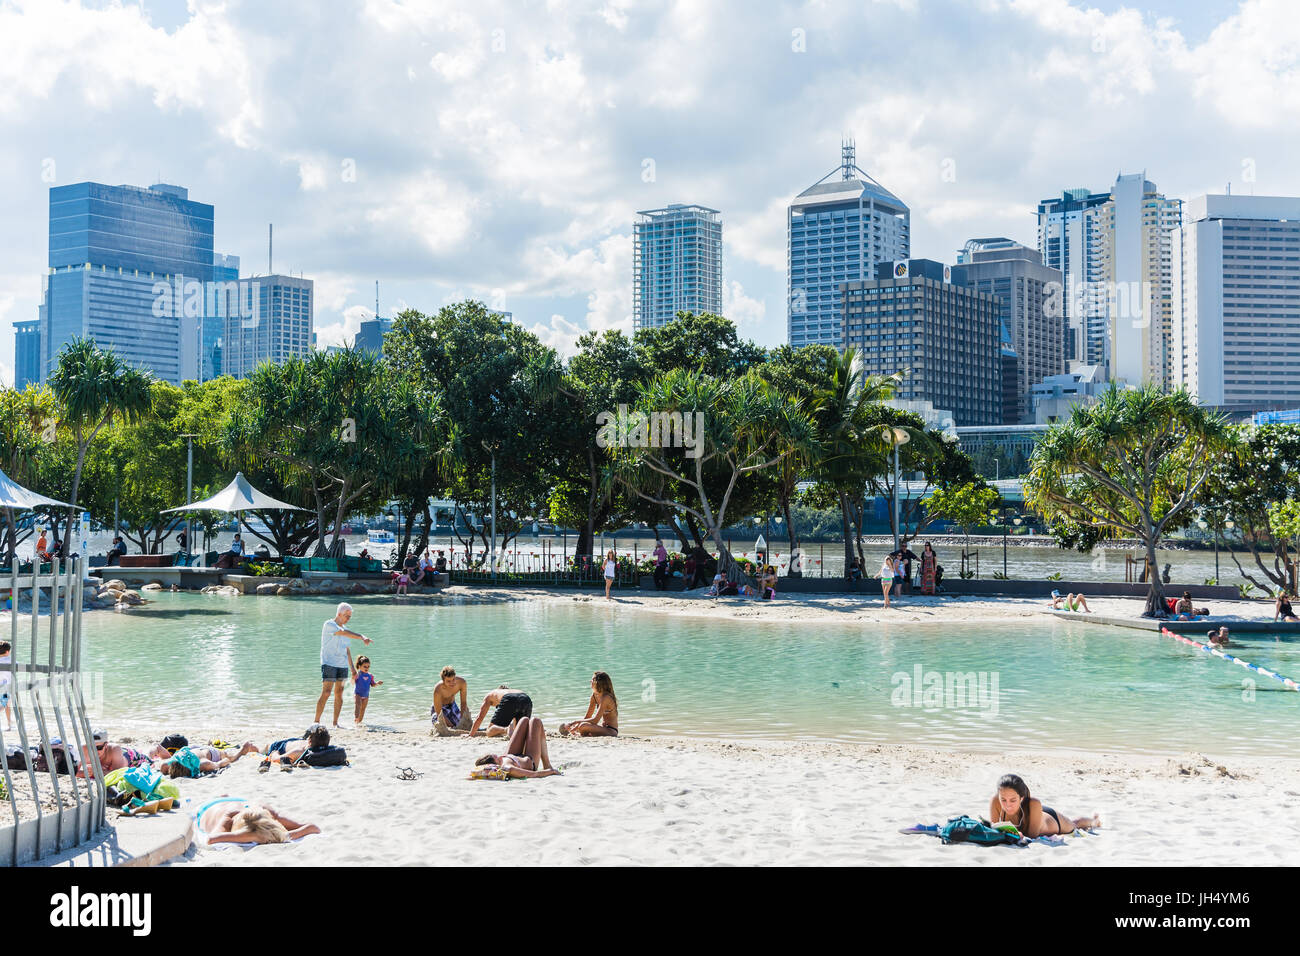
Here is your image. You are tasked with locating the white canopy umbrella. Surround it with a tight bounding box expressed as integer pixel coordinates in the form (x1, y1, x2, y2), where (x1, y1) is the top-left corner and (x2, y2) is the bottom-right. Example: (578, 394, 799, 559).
(0, 466, 70, 511)
(162, 472, 307, 515)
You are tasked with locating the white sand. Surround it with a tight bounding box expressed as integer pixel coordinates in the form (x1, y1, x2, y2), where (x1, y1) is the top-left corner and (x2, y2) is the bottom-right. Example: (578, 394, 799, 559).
(129, 724, 1300, 867)
(425, 585, 1282, 627)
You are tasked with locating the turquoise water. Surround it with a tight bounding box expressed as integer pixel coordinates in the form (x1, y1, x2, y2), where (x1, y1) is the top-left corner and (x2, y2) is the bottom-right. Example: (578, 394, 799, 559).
(36, 594, 1299, 757)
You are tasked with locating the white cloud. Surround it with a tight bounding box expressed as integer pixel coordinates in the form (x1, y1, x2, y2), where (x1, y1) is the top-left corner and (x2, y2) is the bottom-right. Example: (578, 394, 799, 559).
(723, 280, 765, 328)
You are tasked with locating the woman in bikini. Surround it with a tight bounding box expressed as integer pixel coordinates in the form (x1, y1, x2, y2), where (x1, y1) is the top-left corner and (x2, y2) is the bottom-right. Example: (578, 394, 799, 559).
(1275, 592, 1299, 623)
(471, 716, 561, 779)
(989, 773, 1100, 837)
(880, 554, 895, 609)
(77, 736, 153, 778)
(197, 798, 320, 845)
(559, 671, 619, 737)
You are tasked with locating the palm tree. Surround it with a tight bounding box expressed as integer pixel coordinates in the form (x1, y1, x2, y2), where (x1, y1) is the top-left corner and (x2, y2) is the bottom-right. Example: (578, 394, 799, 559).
(1025, 385, 1228, 618)
(47, 337, 154, 540)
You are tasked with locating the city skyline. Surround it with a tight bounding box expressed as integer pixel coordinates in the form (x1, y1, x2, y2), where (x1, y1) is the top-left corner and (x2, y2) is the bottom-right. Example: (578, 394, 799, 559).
(0, 0, 1294, 386)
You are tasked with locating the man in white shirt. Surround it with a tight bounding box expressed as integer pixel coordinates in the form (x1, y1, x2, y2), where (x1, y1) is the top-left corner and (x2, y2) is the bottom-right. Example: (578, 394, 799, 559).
(314, 602, 373, 728)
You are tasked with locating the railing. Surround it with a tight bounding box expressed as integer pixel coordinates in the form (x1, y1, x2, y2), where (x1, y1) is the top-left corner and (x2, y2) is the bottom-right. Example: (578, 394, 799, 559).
(0, 556, 105, 866)
(445, 551, 642, 589)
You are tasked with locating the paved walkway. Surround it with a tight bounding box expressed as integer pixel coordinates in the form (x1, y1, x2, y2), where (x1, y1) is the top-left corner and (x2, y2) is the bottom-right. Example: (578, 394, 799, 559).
(25, 812, 192, 867)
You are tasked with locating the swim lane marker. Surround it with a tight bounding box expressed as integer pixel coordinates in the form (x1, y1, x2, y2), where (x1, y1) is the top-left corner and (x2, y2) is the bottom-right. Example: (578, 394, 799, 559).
(1160, 627, 1300, 692)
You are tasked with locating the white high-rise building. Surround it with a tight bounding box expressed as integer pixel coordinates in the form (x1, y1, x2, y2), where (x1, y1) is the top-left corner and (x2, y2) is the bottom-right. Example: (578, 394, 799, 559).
(223, 274, 314, 378)
(1037, 188, 1109, 371)
(632, 204, 723, 331)
(1172, 194, 1300, 410)
(1101, 174, 1181, 389)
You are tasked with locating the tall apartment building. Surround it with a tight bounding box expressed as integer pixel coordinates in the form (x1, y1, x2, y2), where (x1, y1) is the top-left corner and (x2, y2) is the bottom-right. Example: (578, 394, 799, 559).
(35, 182, 214, 384)
(632, 204, 722, 331)
(354, 316, 394, 354)
(1171, 194, 1300, 410)
(1037, 188, 1109, 371)
(1100, 174, 1181, 388)
(12, 319, 40, 389)
(789, 143, 909, 348)
(843, 259, 1002, 425)
(223, 275, 314, 378)
(957, 238, 1065, 423)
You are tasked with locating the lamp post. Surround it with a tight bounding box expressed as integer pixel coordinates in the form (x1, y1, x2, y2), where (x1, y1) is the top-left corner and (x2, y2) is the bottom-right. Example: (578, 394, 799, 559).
(179, 433, 197, 562)
(994, 458, 999, 483)
(1223, 519, 1234, 583)
(482, 440, 497, 583)
(880, 426, 911, 553)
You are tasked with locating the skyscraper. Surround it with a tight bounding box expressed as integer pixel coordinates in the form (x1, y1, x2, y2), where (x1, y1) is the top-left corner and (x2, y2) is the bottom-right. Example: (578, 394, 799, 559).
(354, 317, 393, 354)
(223, 274, 314, 378)
(1172, 194, 1300, 410)
(38, 182, 214, 384)
(1100, 174, 1181, 389)
(788, 143, 909, 349)
(843, 259, 1002, 426)
(203, 253, 240, 380)
(632, 204, 723, 330)
(12, 319, 39, 389)
(957, 238, 1065, 423)
(1037, 187, 1109, 371)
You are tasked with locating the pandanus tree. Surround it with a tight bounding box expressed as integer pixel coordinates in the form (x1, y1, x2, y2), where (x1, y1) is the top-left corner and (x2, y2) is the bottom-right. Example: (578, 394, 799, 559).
(1024, 385, 1229, 618)
(0, 385, 57, 560)
(609, 367, 817, 583)
(47, 337, 154, 540)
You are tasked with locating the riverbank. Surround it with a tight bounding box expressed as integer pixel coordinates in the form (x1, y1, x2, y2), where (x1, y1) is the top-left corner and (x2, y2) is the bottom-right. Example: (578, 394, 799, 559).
(136, 726, 1300, 867)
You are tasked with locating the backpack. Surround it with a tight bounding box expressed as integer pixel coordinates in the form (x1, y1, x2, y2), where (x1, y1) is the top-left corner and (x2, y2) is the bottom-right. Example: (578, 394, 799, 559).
(160, 733, 188, 754)
(299, 744, 348, 767)
(939, 815, 1025, 847)
(35, 744, 74, 775)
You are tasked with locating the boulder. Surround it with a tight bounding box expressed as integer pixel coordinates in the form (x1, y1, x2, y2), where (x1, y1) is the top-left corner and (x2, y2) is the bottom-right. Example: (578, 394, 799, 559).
(256, 582, 281, 596)
(116, 590, 143, 606)
(349, 582, 368, 594)
(103, 579, 126, 592)
(288, 578, 306, 590)
(141, 582, 164, 591)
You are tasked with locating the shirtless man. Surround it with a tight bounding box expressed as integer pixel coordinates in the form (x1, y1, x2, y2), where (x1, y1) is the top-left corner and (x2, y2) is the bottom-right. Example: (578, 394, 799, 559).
(467, 685, 533, 738)
(77, 733, 153, 778)
(431, 666, 471, 735)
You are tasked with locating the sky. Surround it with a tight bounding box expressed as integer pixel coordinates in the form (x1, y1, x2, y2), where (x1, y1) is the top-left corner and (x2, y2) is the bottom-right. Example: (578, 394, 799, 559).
(0, 0, 1296, 387)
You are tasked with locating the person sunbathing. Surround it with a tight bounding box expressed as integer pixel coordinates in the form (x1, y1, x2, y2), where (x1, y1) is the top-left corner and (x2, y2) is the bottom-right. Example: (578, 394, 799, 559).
(197, 798, 320, 845)
(559, 671, 619, 737)
(989, 773, 1100, 838)
(470, 716, 560, 779)
(1049, 590, 1091, 612)
(257, 724, 329, 771)
(78, 738, 154, 778)
(156, 741, 259, 778)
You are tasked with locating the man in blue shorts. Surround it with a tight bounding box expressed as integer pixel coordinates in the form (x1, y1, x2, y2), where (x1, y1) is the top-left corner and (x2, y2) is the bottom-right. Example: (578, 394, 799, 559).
(315, 602, 373, 728)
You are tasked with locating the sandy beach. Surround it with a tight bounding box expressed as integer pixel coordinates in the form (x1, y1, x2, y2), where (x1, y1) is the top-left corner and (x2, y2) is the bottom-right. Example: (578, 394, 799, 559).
(415, 585, 1283, 627)
(110, 723, 1299, 867)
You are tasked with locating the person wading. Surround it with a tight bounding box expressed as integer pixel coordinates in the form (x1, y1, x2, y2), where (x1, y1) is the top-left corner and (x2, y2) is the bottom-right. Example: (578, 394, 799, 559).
(315, 602, 373, 728)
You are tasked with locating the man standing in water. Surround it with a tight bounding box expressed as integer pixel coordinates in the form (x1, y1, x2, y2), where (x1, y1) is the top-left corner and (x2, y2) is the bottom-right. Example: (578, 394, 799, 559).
(316, 602, 373, 728)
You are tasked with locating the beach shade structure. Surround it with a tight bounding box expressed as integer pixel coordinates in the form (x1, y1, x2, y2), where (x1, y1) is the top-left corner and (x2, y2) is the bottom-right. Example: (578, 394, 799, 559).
(162, 471, 307, 516)
(0, 465, 71, 512)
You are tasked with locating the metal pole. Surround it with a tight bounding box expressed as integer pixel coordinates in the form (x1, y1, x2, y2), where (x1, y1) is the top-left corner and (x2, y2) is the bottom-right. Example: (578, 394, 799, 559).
(490, 453, 497, 583)
(892, 443, 900, 553)
(186, 436, 193, 563)
(1214, 530, 1220, 581)
(1003, 524, 1008, 578)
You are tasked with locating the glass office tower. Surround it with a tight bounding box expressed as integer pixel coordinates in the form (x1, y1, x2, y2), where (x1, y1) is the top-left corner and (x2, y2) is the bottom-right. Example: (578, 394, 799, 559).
(633, 204, 723, 331)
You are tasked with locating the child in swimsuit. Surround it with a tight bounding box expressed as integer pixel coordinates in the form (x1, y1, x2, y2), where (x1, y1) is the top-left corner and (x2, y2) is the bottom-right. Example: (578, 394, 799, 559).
(351, 656, 382, 725)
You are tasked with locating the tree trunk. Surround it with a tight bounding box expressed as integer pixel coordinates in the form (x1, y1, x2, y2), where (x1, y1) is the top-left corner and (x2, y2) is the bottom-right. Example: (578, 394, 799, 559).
(838, 492, 854, 575)
(1142, 535, 1167, 618)
(781, 495, 801, 576)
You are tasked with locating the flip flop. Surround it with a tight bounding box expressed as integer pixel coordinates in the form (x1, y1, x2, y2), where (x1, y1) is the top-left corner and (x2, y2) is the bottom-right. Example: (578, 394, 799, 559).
(899, 823, 941, 836)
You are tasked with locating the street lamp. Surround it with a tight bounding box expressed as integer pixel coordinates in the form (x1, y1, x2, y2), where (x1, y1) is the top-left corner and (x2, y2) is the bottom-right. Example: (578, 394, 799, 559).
(179, 433, 197, 563)
(482, 439, 498, 583)
(879, 426, 911, 553)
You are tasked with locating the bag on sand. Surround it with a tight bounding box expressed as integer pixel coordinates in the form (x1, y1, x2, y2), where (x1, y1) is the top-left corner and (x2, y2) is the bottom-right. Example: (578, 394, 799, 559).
(299, 744, 348, 767)
(939, 815, 1024, 847)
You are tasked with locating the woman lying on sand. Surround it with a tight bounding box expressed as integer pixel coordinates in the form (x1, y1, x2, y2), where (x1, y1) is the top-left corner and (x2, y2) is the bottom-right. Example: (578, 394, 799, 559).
(157, 742, 260, 778)
(77, 734, 154, 778)
(559, 671, 619, 737)
(197, 797, 320, 845)
(1049, 590, 1091, 612)
(471, 716, 561, 779)
(989, 773, 1100, 837)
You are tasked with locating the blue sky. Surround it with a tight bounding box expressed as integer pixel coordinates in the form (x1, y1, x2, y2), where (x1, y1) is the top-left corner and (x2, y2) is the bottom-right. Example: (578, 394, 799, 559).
(1, 0, 1297, 384)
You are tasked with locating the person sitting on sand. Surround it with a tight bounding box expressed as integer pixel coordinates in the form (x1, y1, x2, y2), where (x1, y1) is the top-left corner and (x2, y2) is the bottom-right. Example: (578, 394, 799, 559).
(559, 671, 619, 737)
(1275, 593, 1299, 623)
(157, 741, 260, 778)
(761, 565, 778, 600)
(989, 773, 1100, 838)
(470, 716, 561, 779)
(467, 685, 533, 738)
(1049, 590, 1092, 612)
(197, 798, 320, 845)
(432, 665, 471, 735)
(1174, 591, 1198, 620)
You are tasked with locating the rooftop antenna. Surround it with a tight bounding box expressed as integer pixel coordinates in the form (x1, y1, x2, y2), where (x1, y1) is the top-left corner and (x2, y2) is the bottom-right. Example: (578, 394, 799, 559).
(268, 224, 273, 273)
(376, 280, 380, 319)
(1226, 183, 1231, 195)
(841, 138, 856, 180)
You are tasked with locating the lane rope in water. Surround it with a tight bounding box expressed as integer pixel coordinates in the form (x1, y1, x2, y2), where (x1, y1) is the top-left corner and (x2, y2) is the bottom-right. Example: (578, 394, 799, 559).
(1160, 626, 1300, 692)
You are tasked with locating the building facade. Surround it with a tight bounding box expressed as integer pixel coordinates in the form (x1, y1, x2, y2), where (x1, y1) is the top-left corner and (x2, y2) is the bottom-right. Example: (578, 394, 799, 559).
(1172, 194, 1300, 410)
(1037, 188, 1109, 371)
(957, 238, 1065, 423)
(1100, 174, 1181, 389)
(12, 319, 40, 389)
(789, 143, 909, 348)
(632, 204, 722, 331)
(223, 275, 314, 378)
(354, 316, 394, 354)
(844, 259, 1002, 426)
(36, 182, 214, 385)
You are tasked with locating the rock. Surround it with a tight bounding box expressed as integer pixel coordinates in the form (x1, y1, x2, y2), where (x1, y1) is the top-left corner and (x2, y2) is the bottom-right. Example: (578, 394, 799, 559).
(141, 582, 164, 591)
(305, 586, 322, 595)
(319, 579, 335, 590)
(92, 592, 118, 607)
(288, 578, 306, 590)
(104, 579, 126, 591)
(117, 590, 143, 605)
(350, 582, 368, 594)
(256, 583, 280, 596)
(202, 585, 240, 596)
